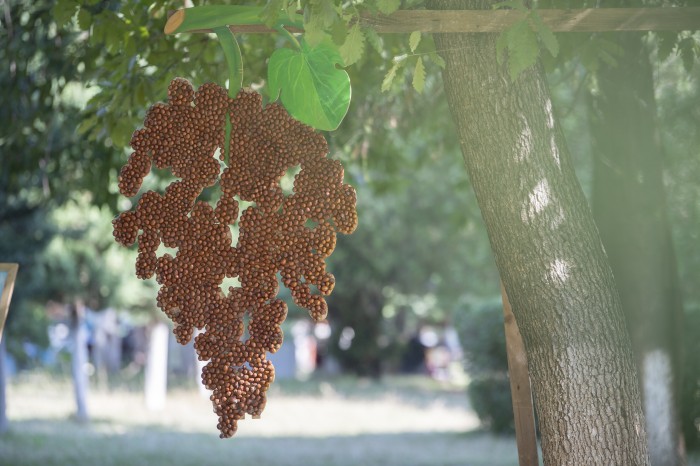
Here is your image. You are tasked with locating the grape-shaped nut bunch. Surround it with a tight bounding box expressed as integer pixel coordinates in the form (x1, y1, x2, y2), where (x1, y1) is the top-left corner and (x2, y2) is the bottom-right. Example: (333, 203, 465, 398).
(112, 78, 358, 438)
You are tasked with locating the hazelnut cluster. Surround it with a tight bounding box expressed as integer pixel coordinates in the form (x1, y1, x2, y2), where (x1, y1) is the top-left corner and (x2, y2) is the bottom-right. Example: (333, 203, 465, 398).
(112, 78, 357, 438)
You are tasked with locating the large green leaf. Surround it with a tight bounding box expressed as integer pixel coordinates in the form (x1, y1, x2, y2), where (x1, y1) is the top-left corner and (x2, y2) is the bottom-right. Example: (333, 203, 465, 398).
(268, 39, 351, 131)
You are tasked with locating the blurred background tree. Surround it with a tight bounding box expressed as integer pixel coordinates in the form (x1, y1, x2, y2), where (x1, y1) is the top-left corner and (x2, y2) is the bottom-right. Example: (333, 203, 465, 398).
(0, 0, 699, 459)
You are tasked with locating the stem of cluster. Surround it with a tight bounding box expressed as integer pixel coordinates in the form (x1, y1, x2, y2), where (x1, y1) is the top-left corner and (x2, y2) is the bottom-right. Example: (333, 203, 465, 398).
(213, 26, 242, 165)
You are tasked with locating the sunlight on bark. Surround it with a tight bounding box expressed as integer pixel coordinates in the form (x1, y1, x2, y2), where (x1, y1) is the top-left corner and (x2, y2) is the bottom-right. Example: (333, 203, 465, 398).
(544, 98, 555, 130)
(643, 349, 675, 462)
(550, 135, 561, 169)
(521, 179, 551, 223)
(515, 116, 533, 162)
(548, 259, 570, 284)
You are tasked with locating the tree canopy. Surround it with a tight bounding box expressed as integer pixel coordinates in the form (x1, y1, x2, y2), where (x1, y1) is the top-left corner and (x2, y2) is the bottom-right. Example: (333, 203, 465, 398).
(2, 0, 700, 460)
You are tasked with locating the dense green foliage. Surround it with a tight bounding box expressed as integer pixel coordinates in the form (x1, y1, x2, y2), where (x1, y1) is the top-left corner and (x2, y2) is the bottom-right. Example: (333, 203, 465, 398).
(455, 300, 514, 434)
(2, 0, 699, 448)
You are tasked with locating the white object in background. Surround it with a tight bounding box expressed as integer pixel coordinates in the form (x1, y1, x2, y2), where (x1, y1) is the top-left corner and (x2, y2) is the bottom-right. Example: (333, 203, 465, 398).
(145, 322, 169, 411)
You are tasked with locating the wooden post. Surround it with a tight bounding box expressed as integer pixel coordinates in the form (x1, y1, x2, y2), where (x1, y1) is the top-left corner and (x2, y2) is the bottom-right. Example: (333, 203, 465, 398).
(0, 264, 19, 341)
(501, 281, 539, 466)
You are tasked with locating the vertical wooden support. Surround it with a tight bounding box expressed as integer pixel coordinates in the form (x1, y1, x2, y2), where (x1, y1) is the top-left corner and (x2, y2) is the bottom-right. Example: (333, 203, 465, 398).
(501, 282, 539, 466)
(0, 263, 19, 340)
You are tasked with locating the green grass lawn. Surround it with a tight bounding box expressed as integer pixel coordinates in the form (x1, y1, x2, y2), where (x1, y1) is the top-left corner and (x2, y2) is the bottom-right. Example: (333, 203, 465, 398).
(0, 372, 520, 466)
(5, 372, 698, 466)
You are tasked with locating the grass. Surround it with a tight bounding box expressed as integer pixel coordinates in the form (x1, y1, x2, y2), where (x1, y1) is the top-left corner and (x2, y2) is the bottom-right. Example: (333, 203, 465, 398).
(0, 372, 520, 466)
(5, 372, 697, 465)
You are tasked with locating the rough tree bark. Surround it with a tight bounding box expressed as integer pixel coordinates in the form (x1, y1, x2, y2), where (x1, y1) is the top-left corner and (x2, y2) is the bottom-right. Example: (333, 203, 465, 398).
(589, 32, 685, 466)
(428, 0, 650, 463)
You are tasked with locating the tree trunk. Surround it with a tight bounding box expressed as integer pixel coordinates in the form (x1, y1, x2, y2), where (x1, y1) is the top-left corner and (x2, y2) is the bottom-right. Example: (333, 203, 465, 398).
(144, 321, 169, 411)
(70, 301, 89, 422)
(428, 0, 650, 463)
(589, 32, 685, 466)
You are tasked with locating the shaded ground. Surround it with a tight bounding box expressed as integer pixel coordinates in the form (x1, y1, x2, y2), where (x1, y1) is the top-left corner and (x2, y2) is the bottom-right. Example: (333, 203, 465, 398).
(0, 373, 520, 466)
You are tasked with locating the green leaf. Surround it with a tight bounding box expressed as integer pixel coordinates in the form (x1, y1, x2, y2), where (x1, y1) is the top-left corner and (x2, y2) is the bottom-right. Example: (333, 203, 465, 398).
(104, 27, 122, 54)
(124, 35, 136, 58)
(134, 81, 147, 107)
(312, 0, 338, 28)
(409, 31, 421, 53)
(330, 18, 348, 46)
(495, 28, 508, 65)
(340, 24, 365, 66)
(214, 27, 243, 97)
(657, 32, 677, 62)
(77, 116, 97, 136)
(261, 0, 283, 28)
(376, 0, 401, 15)
(365, 27, 383, 54)
(111, 119, 135, 148)
(428, 51, 445, 69)
(412, 57, 425, 93)
(381, 61, 402, 92)
(496, 18, 539, 81)
(678, 37, 697, 73)
(53, 0, 79, 28)
(303, 15, 327, 46)
(530, 12, 558, 58)
(268, 39, 351, 131)
(77, 8, 92, 30)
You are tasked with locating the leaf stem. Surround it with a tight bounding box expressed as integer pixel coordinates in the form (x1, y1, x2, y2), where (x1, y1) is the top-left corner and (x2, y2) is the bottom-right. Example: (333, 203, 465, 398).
(276, 25, 301, 51)
(214, 26, 243, 97)
(213, 26, 242, 165)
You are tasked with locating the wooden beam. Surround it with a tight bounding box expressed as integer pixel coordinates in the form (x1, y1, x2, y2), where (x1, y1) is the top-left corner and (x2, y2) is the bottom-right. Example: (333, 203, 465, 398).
(501, 282, 539, 466)
(362, 8, 700, 33)
(173, 8, 700, 34)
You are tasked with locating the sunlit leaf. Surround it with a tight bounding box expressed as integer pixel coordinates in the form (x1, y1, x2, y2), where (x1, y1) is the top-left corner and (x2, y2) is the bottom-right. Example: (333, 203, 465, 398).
(409, 31, 421, 53)
(340, 24, 365, 66)
(261, 0, 283, 28)
(330, 17, 348, 46)
(303, 15, 327, 46)
(376, 0, 401, 15)
(428, 51, 446, 69)
(365, 27, 383, 54)
(77, 116, 97, 135)
(268, 39, 351, 130)
(496, 17, 538, 81)
(77, 8, 92, 30)
(53, 0, 79, 28)
(381, 61, 401, 92)
(412, 57, 425, 93)
(530, 12, 558, 58)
